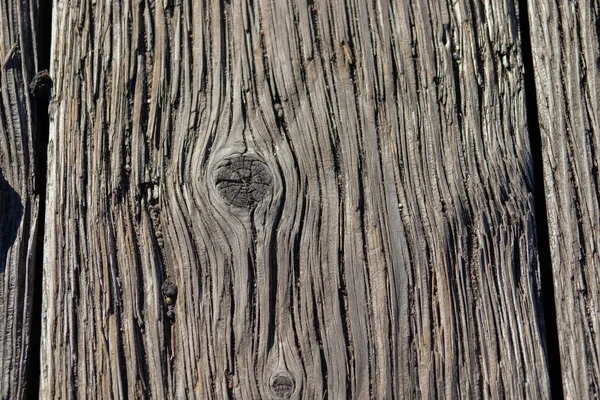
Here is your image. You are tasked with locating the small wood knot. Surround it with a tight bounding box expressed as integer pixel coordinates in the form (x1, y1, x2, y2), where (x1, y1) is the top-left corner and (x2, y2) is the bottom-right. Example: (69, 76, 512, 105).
(270, 374, 294, 399)
(29, 70, 53, 99)
(214, 154, 273, 209)
(274, 103, 284, 119)
(166, 310, 176, 321)
(162, 280, 178, 322)
(162, 280, 178, 299)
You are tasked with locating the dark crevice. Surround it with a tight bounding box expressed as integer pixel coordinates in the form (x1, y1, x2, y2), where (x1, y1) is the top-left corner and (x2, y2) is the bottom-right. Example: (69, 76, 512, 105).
(27, 0, 53, 398)
(518, 0, 564, 399)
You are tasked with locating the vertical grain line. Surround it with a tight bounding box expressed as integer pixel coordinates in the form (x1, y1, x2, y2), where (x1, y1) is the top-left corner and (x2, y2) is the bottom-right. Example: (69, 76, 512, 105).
(517, 0, 564, 398)
(339, 2, 377, 395)
(27, 0, 53, 397)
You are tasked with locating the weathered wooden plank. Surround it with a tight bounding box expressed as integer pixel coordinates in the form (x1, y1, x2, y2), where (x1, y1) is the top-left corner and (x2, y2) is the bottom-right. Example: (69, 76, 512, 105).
(42, 0, 550, 398)
(528, 0, 600, 397)
(0, 0, 43, 398)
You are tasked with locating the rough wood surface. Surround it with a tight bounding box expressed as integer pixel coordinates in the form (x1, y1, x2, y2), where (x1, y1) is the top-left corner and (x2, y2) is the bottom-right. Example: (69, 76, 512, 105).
(0, 0, 42, 397)
(528, 0, 600, 397)
(42, 0, 551, 398)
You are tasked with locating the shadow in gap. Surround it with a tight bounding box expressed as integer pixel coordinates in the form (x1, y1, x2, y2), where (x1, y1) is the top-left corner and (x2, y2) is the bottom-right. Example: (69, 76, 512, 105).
(0, 170, 23, 272)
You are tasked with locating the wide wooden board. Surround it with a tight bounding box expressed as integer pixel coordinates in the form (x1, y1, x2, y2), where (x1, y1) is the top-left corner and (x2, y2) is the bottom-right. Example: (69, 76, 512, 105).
(0, 0, 43, 397)
(42, 0, 551, 398)
(528, 0, 600, 397)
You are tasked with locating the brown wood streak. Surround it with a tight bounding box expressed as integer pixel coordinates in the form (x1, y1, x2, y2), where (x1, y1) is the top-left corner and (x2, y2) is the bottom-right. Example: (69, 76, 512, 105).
(528, 0, 600, 397)
(42, 0, 550, 398)
(0, 0, 40, 398)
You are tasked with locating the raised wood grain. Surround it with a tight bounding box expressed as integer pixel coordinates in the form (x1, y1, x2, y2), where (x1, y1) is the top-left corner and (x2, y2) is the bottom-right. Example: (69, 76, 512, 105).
(42, 0, 551, 398)
(0, 0, 42, 397)
(528, 0, 600, 397)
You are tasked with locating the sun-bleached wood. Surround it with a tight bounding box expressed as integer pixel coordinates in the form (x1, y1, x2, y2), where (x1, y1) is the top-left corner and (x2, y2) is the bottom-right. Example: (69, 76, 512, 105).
(42, 0, 551, 398)
(528, 0, 600, 397)
(0, 0, 43, 397)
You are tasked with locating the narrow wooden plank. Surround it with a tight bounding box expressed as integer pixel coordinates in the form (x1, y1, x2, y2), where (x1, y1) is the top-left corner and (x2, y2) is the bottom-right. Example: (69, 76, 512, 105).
(42, 0, 550, 397)
(528, 0, 600, 397)
(0, 0, 42, 397)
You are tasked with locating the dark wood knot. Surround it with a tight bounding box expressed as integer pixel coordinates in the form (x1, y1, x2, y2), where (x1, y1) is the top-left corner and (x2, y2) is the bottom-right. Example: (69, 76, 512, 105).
(29, 70, 53, 99)
(270, 374, 294, 399)
(162, 280, 178, 298)
(162, 280, 178, 322)
(214, 154, 273, 209)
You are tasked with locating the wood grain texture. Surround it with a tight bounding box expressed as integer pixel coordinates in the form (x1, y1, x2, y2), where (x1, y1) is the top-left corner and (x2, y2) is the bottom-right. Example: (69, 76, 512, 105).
(528, 0, 600, 397)
(0, 0, 42, 397)
(42, 0, 551, 398)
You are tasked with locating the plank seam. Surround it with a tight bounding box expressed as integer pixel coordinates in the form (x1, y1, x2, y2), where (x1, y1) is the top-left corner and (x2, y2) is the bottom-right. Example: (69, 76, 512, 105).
(26, 0, 53, 397)
(518, 0, 565, 398)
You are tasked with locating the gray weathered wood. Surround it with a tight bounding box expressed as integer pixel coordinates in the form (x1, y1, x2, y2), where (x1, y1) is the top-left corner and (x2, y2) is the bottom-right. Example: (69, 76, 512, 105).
(0, 0, 42, 398)
(42, 0, 551, 398)
(528, 0, 600, 397)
